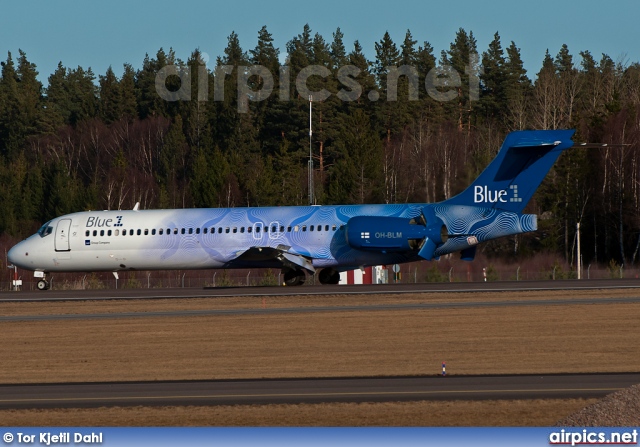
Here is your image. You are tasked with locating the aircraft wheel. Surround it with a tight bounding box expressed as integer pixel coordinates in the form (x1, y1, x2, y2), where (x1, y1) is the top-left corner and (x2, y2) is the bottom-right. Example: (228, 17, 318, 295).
(36, 280, 49, 291)
(283, 269, 305, 286)
(318, 268, 340, 285)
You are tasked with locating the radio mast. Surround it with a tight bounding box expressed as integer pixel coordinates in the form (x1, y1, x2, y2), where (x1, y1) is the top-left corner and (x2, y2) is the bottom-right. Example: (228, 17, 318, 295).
(308, 95, 314, 205)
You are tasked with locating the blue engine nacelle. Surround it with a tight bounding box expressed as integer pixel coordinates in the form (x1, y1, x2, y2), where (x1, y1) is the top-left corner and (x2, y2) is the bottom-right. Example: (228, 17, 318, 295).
(345, 216, 426, 253)
(345, 212, 447, 260)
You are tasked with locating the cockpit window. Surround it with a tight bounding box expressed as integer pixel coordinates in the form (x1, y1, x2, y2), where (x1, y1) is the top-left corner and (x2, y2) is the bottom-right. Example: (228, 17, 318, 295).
(38, 221, 54, 238)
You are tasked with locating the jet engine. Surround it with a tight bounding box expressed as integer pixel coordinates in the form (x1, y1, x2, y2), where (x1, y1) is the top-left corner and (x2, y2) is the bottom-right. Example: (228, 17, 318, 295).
(345, 208, 447, 260)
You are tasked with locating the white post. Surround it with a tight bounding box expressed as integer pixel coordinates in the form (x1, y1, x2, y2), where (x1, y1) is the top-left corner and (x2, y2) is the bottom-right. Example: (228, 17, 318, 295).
(308, 95, 314, 206)
(577, 222, 582, 279)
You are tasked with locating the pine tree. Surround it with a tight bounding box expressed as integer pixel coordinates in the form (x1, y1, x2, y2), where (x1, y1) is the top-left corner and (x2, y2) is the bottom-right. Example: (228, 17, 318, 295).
(99, 66, 122, 124)
(480, 32, 507, 123)
(44, 62, 70, 129)
(446, 28, 480, 129)
(119, 63, 138, 120)
(504, 41, 532, 130)
(330, 28, 347, 68)
(249, 25, 281, 156)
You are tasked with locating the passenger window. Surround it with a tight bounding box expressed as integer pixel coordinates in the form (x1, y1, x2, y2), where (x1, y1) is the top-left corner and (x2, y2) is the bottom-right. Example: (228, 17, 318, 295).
(332, 225, 337, 231)
(225, 228, 230, 234)
(159, 229, 163, 235)
(173, 228, 178, 235)
(114, 230, 119, 236)
(280, 226, 284, 232)
(256, 227, 260, 233)
(218, 228, 222, 234)
(108, 230, 112, 236)
(287, 226, 292, 232)
(122, 231, 126, 236)
(130, 229, 134, 236)
(233, 227, 237, 233)
(247, 227, 252, 233)
(144, 229, 149, 235)
(100, 230, 104, 236)
(240, 227, 245, 233)
(325, 225, 329, 231)
(85, 230, 90, 237)
(202, 228, 206, 234)
(152, 229, 156, 235)
(137, 229, 141, 236)
(302, 225, 307, 232)
(93, 230, 97, 236)
(181, 228, 186, 235)
(310, 225, 314, 231)
(187, 228, 192, 234)
(294, 225, 299, 232)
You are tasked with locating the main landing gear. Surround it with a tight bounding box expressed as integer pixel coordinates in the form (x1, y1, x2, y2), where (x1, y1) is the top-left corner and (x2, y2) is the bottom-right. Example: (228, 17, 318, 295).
(318, 268, 340, 285)
(283, 268, 306, 286)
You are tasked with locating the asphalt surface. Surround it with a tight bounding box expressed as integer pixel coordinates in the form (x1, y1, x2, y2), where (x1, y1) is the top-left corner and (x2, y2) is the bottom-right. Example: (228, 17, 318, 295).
(1, 279, 640, 303)
(1, 374, 638, 409)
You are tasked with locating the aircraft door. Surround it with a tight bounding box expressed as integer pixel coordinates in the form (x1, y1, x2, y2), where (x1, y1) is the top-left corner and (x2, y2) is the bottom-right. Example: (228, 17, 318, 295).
(55, 219, 72, 251)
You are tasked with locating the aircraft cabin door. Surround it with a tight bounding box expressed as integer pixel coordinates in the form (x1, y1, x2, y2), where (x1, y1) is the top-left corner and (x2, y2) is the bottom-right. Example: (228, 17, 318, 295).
(55, 219, 72, 251)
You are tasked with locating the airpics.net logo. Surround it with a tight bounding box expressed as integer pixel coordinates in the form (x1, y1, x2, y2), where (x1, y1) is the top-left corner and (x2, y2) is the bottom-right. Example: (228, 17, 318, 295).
(154, 53, 482, 113)
(549, 429, 638, 446)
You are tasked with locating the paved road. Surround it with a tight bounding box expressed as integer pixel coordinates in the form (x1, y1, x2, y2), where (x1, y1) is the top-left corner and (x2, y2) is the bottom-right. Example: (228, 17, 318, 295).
(1, 279, 639, 303)
(0, 374, 637, 409)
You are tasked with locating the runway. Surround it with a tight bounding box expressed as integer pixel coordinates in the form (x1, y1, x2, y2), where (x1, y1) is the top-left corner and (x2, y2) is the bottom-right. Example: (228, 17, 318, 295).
(0, 374, 637, 409)
(1, 279, 639, 303)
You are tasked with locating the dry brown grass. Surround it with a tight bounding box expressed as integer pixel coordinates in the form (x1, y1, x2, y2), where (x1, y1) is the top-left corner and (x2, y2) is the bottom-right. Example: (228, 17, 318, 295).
(0, 399, 597, 426)
(1, 293, 640, 383)
(1, 289, 638, 426)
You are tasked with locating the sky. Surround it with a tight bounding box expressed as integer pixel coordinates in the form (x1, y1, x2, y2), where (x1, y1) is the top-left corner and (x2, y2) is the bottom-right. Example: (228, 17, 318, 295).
(1, 0, 639, 84)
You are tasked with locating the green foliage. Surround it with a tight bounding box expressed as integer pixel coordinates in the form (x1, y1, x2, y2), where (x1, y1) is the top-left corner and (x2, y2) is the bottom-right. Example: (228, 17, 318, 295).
(608, 259, 622, 279)
(424, 264, 446, 282)
(212, 270, 237, 287)
(0, 28, 639, 268)
(485, 264, 500, 281)
(258, 269, 280, 286)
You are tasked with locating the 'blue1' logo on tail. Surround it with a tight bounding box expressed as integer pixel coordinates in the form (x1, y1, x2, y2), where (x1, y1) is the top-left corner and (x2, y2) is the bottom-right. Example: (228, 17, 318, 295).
(473, 185, 521, 204)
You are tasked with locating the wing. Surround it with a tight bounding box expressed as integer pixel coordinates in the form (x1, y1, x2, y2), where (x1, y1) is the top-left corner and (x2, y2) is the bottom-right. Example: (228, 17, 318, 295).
(228, 245, 316, 273)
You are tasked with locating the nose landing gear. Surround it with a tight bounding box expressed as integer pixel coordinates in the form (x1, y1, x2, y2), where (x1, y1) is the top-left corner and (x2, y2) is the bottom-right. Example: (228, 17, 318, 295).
(35, 272, 50, 290)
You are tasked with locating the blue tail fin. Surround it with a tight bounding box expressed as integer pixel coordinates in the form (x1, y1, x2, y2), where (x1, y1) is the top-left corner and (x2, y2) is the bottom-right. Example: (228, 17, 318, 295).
(444, 129, 575, 213)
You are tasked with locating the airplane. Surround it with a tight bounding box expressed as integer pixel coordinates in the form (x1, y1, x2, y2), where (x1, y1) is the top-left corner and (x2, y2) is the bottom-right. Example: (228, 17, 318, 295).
(8, 129, 575, 290)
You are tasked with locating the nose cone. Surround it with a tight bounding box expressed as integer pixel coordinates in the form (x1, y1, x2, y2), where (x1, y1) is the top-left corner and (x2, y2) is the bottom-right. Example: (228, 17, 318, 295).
(8, 242, 29, 269)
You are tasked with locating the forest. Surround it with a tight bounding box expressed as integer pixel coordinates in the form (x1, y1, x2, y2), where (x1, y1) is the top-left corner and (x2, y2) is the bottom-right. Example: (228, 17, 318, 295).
(1, 24, 640, 270)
